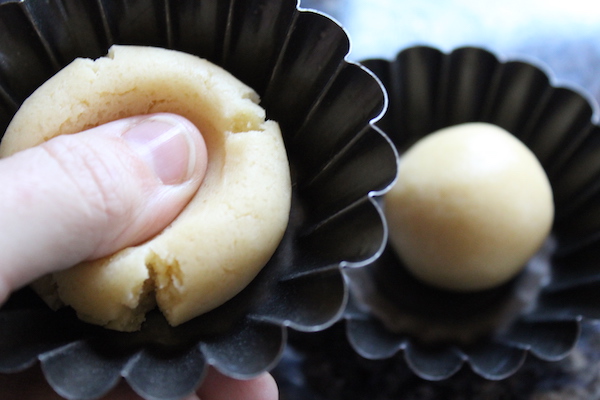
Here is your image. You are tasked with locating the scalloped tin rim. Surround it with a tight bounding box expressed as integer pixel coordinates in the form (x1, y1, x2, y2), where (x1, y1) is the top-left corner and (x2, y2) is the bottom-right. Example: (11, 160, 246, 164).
(0, 0, 397, 398)
(343, 44, 597, 381)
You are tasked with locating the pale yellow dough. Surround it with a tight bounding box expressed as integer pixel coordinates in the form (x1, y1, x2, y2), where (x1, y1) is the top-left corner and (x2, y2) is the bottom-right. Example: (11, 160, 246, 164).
(385, 123, 554, 292)
(0, 45, 292, 331)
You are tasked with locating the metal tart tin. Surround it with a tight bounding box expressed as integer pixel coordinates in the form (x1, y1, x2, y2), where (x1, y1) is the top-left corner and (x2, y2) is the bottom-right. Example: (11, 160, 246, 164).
(0, 0, 397, 398)
(342, 45, 599, 380)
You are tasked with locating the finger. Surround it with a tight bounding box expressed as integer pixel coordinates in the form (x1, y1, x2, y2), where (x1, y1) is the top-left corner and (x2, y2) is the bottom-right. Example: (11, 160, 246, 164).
(196, 368, 279, 400)
(0, 365, 141, 400)
(0, 365, 279, 400)
(0, 113, 207, 304)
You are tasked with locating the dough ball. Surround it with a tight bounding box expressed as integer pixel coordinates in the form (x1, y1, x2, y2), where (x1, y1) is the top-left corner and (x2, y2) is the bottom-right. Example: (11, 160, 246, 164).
(0, 45, 292, 331)
(385, 122, 554, 292)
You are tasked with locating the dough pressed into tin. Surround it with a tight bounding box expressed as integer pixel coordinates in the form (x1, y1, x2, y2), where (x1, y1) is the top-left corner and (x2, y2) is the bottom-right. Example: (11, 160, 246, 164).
(0, 45, 292, 331)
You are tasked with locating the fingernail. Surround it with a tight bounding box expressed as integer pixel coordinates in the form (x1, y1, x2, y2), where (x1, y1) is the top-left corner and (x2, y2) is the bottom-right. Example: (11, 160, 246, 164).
(123, 115, 198, 185)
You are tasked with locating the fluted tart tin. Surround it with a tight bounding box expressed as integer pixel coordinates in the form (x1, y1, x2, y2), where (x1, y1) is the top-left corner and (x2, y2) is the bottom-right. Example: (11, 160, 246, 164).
(342, 45, 599, 381)
(0, 0, 398, 398)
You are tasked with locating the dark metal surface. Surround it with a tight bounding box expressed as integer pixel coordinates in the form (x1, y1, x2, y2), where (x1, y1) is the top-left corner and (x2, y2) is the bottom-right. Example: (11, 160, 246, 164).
(0, 0, 397, 398)
(279, 1, 600, 398)
(338, 45, 595, 380)
(3, 0, 600, 398)
(303, 0, 600, 107)
(276, 321, 600, 400)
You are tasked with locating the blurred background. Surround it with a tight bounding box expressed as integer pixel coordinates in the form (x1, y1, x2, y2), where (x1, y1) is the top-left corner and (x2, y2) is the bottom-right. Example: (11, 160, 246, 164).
(302, 0, 600, 108)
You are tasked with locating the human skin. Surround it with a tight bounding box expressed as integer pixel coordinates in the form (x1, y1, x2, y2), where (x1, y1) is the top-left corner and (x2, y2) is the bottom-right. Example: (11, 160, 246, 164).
(0, 114, 278, 400)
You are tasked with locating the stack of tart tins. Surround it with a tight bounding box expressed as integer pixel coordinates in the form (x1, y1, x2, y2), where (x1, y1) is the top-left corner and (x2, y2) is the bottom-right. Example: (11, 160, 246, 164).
(341, 45, 600, 381)
(0, 0, 397, 398)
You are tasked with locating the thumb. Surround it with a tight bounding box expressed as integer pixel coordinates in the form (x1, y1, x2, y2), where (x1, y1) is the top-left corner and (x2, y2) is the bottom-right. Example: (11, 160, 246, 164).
(0, 113, 207, 304)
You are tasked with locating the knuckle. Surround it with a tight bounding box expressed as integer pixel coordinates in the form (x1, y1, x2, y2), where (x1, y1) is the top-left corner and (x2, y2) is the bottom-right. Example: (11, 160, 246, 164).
(40, 135, 134, 226)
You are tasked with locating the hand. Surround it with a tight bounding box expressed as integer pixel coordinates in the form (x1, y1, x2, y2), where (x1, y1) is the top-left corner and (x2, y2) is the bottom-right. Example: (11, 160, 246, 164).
(0, 365, 278, 400)
(0, 113, 278, 400)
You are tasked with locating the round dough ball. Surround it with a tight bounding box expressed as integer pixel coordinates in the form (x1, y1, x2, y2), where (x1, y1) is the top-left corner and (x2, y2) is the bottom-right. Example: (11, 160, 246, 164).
(0, 45, 292, 331)
(385, 122, 554, 292)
